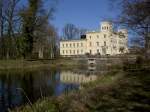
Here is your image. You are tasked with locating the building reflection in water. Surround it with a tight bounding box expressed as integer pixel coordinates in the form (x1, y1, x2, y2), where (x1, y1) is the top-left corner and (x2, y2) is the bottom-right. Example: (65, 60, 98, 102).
(60, 71, 98, 84)
(0, 66, 107, 112)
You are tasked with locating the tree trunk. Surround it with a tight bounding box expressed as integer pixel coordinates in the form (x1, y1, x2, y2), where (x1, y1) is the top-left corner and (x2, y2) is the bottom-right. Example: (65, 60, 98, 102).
(144, 25, 150, 59)
(38, 47, 44, 59)
(6, 51, 9, 59)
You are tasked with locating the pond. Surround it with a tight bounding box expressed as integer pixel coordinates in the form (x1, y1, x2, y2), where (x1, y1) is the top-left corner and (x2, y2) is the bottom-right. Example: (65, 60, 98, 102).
(0, 67, 108, 112)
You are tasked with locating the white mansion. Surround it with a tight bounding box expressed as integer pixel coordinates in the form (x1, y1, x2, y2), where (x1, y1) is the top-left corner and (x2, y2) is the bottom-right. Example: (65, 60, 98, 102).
(60, 21, 128, 57)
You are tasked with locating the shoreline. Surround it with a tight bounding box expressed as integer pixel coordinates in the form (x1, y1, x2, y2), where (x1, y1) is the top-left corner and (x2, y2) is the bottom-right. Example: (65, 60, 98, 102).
(0, 58, 86, 71)
(11, 70, 122, 112)
(11, 68, 150, 112)
(2, 58, 150, 112)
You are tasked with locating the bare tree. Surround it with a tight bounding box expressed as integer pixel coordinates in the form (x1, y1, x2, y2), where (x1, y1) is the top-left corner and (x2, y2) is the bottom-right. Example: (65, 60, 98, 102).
(20, 0, 58, 59)
(62, 23, 88, 40)
(29, 0, 58, 59)
(0, 0, 3, 38)
(0, 0, 58, 59)
(33, 24, 58, 59)
(4, 0, 21, 59)
(0, 0, 4, 58)
(62, 24, 78, 40)
(111, 0, 150, 57)
(48, 25, 58, 59)
(78, 28, 87, 37)
(0, 0, 21, 59)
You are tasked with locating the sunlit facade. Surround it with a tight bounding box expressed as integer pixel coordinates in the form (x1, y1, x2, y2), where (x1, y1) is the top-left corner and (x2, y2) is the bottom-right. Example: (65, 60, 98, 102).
(60, 21, 128, 57)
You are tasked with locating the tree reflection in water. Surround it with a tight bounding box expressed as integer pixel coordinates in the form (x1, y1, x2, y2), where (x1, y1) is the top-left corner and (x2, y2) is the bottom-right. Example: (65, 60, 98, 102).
(0, 68, 104, 112)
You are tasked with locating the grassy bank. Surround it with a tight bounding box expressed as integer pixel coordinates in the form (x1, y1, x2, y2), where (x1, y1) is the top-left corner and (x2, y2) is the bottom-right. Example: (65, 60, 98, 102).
(0, 58, 85, 70)
(11, 68, 150, 112)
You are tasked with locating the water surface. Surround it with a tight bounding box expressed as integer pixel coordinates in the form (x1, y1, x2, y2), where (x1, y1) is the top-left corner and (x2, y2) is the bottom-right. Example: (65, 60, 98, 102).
(0, 67, 107, 112)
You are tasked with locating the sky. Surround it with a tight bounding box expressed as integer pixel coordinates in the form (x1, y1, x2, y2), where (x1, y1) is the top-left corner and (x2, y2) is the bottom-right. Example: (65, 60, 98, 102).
(52, 0, 119, 35)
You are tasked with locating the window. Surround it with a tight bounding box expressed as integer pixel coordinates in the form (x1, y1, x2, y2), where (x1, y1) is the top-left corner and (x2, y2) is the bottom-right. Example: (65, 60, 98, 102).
(81, 50, 83, 54)
(97, 35, 99, 38)
(89, 42, 92, 47)
(62, 44, 64, 47)
(73, 43, 75, 47)
(96, 42, 99, 46)
(70, 43, 72, 47)
(97, 49, 99, 53)
(66, 50, 68, 54)
(111, 39, 113, 42)
(73, 50, 75, 54)
(81, 43, 83, 47)
(70, 50, 72, 54)
(77, 50, 79, 54)
(66, 44, 68, 47)
(90, 50, 92, 54)
(104, 34, 106, 38)
(89, 36, 91, 39)
(104, 41, 106, 46)
(63, 50, 64, 54)
(77, 43, 79, 47)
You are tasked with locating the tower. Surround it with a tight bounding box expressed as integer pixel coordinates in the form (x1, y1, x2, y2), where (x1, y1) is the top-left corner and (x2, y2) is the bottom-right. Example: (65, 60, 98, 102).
(100, 21, 113, 32)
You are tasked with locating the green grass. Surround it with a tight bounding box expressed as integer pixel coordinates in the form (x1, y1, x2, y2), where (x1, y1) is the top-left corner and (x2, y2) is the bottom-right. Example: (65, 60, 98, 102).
(0, 58, 85, 70)
(82, 70, 123, 88)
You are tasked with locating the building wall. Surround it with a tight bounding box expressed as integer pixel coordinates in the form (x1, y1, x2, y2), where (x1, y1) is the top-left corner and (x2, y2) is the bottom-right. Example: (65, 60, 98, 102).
(86, 31, 113, 55)
(60, 21, 128, 57)
(60, 40, 87, 56)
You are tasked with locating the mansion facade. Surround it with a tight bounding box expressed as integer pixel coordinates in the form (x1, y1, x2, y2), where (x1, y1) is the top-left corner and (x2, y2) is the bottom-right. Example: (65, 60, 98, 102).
(60, 21, 128, 57)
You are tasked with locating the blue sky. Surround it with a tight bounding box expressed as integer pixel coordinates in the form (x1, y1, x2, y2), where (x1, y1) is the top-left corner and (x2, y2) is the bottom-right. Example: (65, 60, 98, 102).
(21, 0, 132, 44)
(52, 0, 119, 35)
